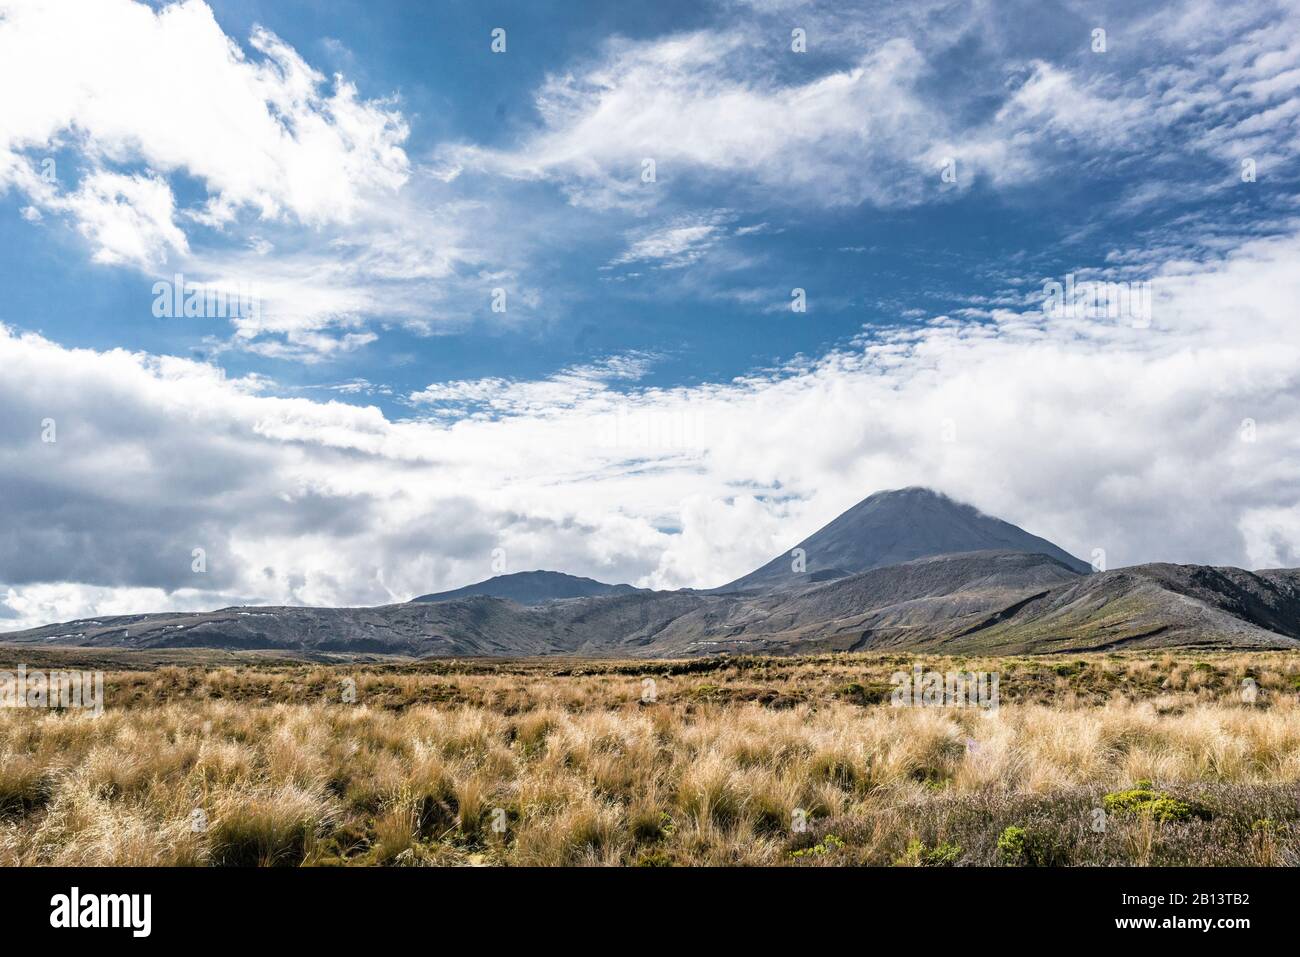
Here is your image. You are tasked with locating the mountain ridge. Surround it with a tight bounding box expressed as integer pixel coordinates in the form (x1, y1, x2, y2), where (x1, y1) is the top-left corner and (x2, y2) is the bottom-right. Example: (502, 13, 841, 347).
(7, 553, 1297, 657)
(411, 569, 639, 606)
(716, 486, 1091, 592)
(5, 487, 1295, 656)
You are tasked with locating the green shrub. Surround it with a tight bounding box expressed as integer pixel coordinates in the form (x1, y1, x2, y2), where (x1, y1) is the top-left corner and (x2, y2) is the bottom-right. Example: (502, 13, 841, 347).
(791, 834, 845, 859)
(1102, 786, 1211, 823)
(995, 824, 1066, 866)
(895, 838, 961, 867)
(996, 825, 1030, 864)
(1251, 818, 1285, 834)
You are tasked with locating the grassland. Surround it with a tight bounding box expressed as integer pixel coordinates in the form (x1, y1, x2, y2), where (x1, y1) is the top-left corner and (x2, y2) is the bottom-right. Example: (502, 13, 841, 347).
(1, 647, 1298, 866)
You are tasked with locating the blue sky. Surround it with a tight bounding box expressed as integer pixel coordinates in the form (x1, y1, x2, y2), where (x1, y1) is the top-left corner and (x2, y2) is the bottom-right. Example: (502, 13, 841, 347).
(6, 0, 1291, 403)
(2, 0, 1300, 627)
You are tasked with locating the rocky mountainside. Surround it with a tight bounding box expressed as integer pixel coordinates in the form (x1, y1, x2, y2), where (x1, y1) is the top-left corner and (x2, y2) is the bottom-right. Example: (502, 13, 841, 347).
(943, 562, 1300, 654)
(412, 570, 639, 605)
(7, 553, 1297, 657)
(716, 487, 1091, 592)
(5, 489, 1297, 657)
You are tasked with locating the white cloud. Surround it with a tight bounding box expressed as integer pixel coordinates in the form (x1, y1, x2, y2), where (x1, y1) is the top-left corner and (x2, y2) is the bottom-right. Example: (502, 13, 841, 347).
(5, 227, 1300, 628)
(58, 170, 188, 267)
(4, 0, 1300, 631)
(440, 1, 1300, 224)
(410, 353, 657, 419)
(445, 33, 1019, 208)
(609, 213, 730, 269)
(0, 0, 410, 226)
(0, 0, 481, 358)
(4, 0, 1297, 362)
(995, 61, 1150, 150)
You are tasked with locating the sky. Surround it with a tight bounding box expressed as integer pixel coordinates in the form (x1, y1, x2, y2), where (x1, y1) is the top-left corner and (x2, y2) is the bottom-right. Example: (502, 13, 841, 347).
(2, 0, 1300, 629)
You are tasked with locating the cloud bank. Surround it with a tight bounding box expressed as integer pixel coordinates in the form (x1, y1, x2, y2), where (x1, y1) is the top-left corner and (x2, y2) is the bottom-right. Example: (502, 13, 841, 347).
(4, 227, 1299, 628)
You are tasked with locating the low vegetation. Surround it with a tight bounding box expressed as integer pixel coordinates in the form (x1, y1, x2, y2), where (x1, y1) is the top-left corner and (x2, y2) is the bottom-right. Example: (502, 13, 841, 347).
(0, 648, 1298, 866)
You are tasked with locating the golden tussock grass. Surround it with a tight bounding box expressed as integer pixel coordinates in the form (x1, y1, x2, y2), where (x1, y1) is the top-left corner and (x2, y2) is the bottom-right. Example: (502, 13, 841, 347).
(0, 650, 1298, 866)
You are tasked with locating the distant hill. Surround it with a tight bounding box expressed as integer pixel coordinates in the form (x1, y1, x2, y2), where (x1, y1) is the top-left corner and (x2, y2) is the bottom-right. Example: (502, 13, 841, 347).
(939, 562, 1300, 654)
(411, 570, 638, 606)
(716, 486, 1091, 592)
(7, 552, 1296, 657)
(6, 489, 1297, 657)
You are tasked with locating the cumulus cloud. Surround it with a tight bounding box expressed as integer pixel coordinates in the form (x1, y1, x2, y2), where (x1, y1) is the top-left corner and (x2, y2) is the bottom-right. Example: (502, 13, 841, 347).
(0, 0, 487, 357)
(4, 0, 1298, 362)
(410, 353, 657, 419)
(58, 170, 188, 267)
(609, 213, 731, 269)
(4, 227, 1300, 628)
(444, 33, 1015, 208)
(0, 0, 410, 225)
(4, 0, 1300, 631)
(438, 0, 1300, 225)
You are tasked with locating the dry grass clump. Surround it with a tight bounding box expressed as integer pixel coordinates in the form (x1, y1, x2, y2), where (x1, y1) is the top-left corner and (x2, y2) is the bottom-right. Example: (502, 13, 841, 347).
(0, 650, 1298, 866)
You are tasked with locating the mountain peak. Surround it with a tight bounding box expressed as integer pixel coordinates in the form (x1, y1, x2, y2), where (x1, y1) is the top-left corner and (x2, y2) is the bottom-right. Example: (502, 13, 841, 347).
(717, 487, 1090, 592)
(411, 569, 638, 606)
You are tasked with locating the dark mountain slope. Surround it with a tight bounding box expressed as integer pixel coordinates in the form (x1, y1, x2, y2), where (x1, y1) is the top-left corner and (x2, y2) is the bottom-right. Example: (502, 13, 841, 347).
(648, 551, 1085, 654)
(0, 590, 726, 657)
(5, 491, 1296, 657)
(941, 563, 1300, 654)
(5, 554, 1297, 656)
(411, 570, 638, 606)
(718, 487, 1090, 593)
